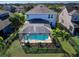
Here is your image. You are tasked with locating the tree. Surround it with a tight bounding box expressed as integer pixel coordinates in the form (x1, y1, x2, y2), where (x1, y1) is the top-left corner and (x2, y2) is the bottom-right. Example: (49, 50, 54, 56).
(51, 28, 71, 41)
(61, 30, 71, 41)
(9, 13, 25, 31)
(0, 36, 4, 51)
(51, 28, 61, 38)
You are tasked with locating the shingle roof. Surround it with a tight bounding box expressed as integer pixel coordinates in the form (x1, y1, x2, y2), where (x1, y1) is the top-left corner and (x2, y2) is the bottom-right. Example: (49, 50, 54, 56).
(65, 5, 79, 13)
(0, 19, 11, 31)
(26, 5, 56, 14)
(69, 10, 79, 15)
(72, 22, 79, 28)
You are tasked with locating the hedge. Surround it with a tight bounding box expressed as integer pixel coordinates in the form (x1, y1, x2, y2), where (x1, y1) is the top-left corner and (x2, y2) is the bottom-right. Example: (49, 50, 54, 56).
(23, 46, 64, 54)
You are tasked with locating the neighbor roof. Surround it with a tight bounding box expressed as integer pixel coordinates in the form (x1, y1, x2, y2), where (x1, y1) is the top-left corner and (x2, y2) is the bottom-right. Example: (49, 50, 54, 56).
(0, 19, 11, 31)
(26, 5, 56, 14)
(69, 10, 79, 15)
(65, 5, 79, 13)
(72, 22, 79, 28)
(0, 11, 9, 15)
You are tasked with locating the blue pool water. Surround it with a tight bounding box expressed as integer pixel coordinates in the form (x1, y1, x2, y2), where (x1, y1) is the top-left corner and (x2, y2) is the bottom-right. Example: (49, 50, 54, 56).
(24, 34, 48, 40)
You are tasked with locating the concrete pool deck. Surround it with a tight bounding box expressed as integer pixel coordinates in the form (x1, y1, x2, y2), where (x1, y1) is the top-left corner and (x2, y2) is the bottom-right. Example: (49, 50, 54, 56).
(20, 36, 52, 44)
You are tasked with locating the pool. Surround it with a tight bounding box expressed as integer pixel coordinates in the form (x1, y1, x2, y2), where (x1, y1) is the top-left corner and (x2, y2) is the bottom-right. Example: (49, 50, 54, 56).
(23, 34, 49, 40)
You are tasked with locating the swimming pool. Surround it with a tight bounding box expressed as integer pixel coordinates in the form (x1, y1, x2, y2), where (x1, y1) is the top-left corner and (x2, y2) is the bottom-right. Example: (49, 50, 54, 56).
(23, 34, 48, 40)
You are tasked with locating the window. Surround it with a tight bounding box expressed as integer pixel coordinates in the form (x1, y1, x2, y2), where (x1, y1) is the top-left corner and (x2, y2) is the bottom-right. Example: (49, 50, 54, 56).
(51, 15, 53, 18)
(74, 17, 77, 20)
(48, 14, 53, 18)
(27, 15, 29, 18)
(48, 14, 50, 18)
(69, 25, 73, 31)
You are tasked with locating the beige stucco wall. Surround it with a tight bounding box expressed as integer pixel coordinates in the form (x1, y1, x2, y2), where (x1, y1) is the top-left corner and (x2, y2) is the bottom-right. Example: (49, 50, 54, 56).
(59, 7, 74, 34)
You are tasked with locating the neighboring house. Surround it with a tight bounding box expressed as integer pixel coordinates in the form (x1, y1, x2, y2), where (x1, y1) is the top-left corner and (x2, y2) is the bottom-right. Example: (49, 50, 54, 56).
(19, 5, 57, 44)
(0, 12, 13, 38)
(15, 6, 25, 13)
(0, 11, 9, 20)
(59, 5, 79, 35)
(3, 4, 16, 13)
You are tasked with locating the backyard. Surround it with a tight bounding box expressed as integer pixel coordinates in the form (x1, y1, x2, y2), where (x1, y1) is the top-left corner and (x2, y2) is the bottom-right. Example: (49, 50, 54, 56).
(4, 40, 66, 57)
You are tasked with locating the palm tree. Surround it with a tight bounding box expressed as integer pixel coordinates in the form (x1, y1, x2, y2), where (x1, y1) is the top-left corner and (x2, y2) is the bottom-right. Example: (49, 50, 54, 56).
(61, 30, 71, 41)
(51, 28, 61, 38)
(9, 13, 25, 31)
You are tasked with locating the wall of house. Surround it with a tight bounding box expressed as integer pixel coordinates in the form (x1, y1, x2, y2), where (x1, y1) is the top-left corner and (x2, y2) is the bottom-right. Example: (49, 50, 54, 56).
(25, 14, 57, 27)
(59, 8, 75, 35)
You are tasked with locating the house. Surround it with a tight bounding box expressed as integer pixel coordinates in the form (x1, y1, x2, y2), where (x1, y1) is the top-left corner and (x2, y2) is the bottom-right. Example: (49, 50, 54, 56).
(0, 11, 13, 38)
(15, 5, 25, 13)
(19, 5, 57, 45)
(59, 5, 79, 35)
(3, 4, 16, 13)
(25, 5, 57, 28)
(0, 11, 9, 20)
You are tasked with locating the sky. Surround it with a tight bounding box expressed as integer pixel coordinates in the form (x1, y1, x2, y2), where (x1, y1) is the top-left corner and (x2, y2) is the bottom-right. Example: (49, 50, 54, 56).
(0, 1, 79, 4)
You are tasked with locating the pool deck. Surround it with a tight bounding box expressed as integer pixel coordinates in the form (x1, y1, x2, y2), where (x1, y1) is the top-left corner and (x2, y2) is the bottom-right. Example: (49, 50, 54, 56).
(20, 36, 52, 45)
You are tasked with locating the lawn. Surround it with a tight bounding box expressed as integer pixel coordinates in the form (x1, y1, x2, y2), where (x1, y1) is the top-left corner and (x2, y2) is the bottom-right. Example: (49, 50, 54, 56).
(72, 36, 79, 45)
(69, 36, 79, 52)
(57, 37, 77, 56)
(5, 40, 65, 57)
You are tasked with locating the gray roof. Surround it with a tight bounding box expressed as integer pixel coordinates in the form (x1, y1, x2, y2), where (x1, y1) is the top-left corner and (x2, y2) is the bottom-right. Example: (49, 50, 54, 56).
(22, 24, 50, 34)
(69, 9, 79, 15)
(65, 5, 79, 14)
(0, 11, 9, 15)
(72, 22, 79, 28)
(26, 5, 56, 14)
(0, 19, 11, 31)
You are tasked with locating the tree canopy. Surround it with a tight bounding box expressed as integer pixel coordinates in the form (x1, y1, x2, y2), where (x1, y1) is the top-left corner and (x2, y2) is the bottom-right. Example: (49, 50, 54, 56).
(9, 13, 25, 30)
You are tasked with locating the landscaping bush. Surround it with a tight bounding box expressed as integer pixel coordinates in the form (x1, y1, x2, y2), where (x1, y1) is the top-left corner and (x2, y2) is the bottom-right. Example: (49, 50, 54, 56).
(23, 46, 64, 54)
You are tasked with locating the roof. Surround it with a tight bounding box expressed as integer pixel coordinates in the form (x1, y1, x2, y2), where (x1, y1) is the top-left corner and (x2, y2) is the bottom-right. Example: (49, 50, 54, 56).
(72, 22, 79, 28)
(0, 19, 11, 31)
(69, 10, 79, 15)
(26, 5, 56, 14)
(19, 23, 50, 34)
(65, 5, 79, 14)
(0, 11, 9, 15)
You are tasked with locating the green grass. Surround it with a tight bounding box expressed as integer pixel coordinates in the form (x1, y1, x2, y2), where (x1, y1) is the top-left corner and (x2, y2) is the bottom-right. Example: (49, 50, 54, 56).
(57, 37, 77, 56)
(72, 37, 79, 45)
(5, 40, 65, 57)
